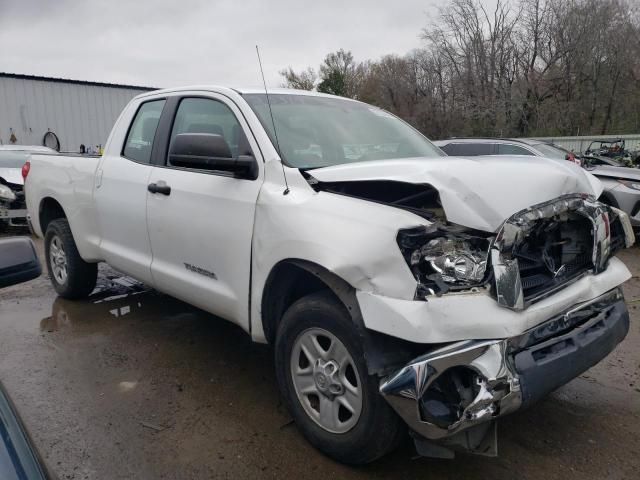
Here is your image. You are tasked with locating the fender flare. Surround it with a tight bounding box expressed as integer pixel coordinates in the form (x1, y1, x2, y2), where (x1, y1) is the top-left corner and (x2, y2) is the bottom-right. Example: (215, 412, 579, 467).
(261, 258, 419, 376)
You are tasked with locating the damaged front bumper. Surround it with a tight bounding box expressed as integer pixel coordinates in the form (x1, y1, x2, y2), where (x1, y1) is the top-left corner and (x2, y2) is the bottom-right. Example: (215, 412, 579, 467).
(1, 186, 27, 227)
(1, 179, 28, 227)
(379, 288, 629, 456)
(0, 206, 27, 224)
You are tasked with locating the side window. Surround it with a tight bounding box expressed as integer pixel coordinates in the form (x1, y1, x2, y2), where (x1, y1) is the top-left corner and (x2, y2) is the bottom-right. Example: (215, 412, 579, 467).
(168, 98, 249, 166)
(122, 99, 166, 164)
(442, 143, 493, 156)
(439, 144, 457, 155)
(497, 144, 534, 156)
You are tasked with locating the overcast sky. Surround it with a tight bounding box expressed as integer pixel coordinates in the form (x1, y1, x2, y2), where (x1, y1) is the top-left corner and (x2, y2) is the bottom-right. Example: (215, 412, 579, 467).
(1, 0, 439, 89)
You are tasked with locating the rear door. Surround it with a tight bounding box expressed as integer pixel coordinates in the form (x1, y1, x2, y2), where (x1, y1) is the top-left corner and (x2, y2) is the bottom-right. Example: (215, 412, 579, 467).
(145, 94, 263, 330)
(94, 98, 166, 284)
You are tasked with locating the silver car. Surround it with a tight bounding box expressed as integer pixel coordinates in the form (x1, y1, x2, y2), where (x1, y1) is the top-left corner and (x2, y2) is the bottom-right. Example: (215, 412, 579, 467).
(434, 138, 640, 230)
(583, 165, 640, 228)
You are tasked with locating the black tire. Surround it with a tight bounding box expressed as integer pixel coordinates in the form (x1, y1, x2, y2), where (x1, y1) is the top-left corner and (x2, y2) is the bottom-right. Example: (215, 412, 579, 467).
(44, 218, 97, 299)
(275, 291, 405, 465)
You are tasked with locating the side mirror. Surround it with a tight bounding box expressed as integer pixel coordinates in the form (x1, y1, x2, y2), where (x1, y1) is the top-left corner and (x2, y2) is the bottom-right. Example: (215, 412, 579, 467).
(0, 237, 41, 288)
(169, 133, 258, 180)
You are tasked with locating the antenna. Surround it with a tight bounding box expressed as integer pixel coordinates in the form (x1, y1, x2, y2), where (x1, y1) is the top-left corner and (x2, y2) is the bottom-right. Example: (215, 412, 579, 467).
(256, 45, 290, 195)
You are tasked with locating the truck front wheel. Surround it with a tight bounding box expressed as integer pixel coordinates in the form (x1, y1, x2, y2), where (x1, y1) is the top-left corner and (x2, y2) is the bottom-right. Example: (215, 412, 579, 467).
(275, 291, 405, 464)
(44, 219, 97, 299)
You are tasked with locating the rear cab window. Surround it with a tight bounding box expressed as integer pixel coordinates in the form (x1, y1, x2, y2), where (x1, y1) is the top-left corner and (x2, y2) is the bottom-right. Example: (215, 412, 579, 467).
(122, 99, 166, 163)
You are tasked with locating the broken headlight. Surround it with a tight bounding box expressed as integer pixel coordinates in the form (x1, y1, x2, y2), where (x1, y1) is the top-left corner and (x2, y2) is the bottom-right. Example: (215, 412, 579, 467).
(397, 225, 492, 298)
(0, 184, 16, 202)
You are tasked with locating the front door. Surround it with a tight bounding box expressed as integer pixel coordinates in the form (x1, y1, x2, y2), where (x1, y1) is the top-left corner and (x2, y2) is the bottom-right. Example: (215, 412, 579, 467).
(146, 95, 263, 330)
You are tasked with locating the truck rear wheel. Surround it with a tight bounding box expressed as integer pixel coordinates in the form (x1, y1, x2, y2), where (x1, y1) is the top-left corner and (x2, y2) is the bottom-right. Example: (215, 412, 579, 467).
(44, 219, 97, 299)
(275, 291, 405, 464)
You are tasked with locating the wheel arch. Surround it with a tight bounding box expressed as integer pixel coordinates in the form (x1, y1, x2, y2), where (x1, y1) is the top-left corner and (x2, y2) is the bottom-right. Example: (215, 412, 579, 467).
(39, 196, 67, 234)
(260, 259, 421, 376)
(261, 259, 363, 346)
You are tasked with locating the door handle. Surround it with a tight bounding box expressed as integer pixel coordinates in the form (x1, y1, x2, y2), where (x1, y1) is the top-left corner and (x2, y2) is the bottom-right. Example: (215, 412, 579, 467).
(148, 182, 171, 195)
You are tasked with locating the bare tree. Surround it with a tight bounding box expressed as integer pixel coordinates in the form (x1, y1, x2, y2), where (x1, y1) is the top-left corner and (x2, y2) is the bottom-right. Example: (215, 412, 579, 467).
(280, 67, 317, 90)
(278, 0, 640, 138)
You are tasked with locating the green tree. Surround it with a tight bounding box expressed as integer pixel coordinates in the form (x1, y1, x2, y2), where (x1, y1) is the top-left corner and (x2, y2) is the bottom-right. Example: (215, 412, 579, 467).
(317, 70, 347, 96)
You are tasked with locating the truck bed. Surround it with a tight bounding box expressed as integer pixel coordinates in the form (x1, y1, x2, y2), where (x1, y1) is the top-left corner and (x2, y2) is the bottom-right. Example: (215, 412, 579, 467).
(24, 153, 103, 260)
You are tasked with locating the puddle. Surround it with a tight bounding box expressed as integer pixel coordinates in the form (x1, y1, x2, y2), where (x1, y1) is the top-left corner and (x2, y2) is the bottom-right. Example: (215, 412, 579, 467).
(39, 273, 200, 333)
(2, 242, 640, 479)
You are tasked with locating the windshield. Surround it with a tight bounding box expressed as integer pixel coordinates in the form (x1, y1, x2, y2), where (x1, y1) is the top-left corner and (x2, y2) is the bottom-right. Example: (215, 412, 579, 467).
(533, 143, 572, 160)
(243, 94, 444, 168)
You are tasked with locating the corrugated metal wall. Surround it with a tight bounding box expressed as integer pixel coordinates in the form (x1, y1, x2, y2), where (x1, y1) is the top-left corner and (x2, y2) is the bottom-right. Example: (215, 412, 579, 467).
(0, 75, 151, 152)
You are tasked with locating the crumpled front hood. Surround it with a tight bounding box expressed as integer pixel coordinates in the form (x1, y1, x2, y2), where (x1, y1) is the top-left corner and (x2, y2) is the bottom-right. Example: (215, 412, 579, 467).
(310, 156, 602, 232)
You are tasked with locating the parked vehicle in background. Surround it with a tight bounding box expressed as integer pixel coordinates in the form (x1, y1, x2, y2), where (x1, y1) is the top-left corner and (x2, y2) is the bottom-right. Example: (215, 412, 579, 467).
(24, 87, 635, 463)
(584, 155, 625, 167)
(582, 165, 640, 230)
(435, 138, 640, 231)
(584, 138, 638, 167)
(434, 137, 582, 165)
(0, 145, 55, 230)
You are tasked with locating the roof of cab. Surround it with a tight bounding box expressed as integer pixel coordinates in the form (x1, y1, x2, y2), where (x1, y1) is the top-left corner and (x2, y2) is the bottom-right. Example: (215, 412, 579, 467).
(435, 137, 543, 146)
(133, 85, 361, 102)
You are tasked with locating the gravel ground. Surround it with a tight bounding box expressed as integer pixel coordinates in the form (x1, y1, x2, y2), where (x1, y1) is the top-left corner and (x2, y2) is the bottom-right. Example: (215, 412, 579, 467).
(0, 235, 639, 479)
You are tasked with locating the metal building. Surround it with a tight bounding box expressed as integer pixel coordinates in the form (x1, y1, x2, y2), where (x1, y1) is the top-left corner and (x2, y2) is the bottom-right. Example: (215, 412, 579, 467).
(0, 72, 153, 152)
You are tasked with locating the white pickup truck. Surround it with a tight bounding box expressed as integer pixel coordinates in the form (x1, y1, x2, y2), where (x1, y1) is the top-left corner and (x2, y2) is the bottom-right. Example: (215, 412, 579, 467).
(24, 86, 635, 463)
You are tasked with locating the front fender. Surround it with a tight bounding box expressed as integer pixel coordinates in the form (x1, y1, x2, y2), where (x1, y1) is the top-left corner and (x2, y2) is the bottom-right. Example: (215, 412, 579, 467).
(250, 175, 427, 342)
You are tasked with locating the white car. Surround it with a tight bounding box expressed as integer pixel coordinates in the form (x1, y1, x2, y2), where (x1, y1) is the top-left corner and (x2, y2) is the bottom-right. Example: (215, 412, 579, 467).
(0, 145, 56, 230)
(24, 87, 634, 463)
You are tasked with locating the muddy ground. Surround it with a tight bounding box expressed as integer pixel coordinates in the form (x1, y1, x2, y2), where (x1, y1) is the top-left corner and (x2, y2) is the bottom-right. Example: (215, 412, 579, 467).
(1, 235, 639, 480)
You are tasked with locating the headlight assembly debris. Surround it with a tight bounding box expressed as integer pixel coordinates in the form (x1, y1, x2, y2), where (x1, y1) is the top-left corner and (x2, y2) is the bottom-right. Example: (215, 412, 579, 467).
(397, 225, 492, 298)
(0, 184, 16, 202)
